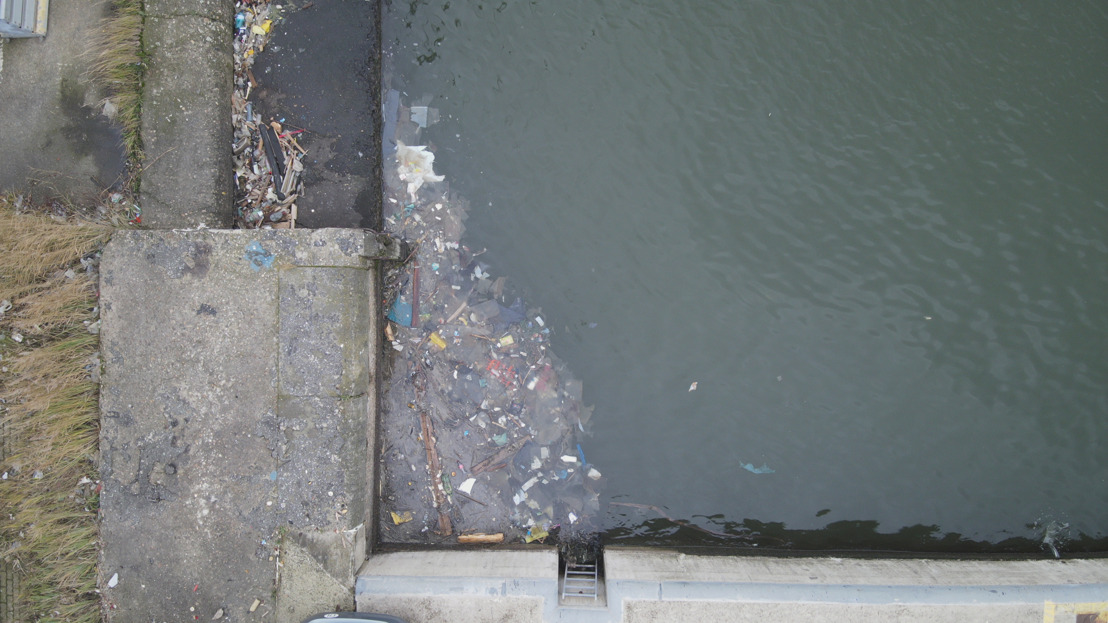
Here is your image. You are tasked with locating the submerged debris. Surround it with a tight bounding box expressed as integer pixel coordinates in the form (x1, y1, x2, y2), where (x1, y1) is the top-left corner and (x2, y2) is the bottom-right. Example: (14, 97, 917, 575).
(378, 90, 603, 546)
(232, 0, 302, 228)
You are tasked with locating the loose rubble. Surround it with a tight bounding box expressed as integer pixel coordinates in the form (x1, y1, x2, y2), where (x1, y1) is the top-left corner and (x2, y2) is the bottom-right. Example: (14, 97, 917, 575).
(378, 90, 604, 546)
(231, 1, 302, 229)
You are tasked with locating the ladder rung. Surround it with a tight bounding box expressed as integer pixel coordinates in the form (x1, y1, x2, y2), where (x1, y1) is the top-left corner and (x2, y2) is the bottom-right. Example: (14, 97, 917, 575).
(562, 560, 600, 601)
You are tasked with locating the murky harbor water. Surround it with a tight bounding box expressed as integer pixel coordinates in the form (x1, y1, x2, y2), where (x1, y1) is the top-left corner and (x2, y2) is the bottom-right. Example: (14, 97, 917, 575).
(382, 0, 1108, 552)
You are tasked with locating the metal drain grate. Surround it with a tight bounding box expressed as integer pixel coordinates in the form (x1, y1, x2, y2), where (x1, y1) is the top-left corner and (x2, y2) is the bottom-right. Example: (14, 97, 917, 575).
(561, 561, 599, 601)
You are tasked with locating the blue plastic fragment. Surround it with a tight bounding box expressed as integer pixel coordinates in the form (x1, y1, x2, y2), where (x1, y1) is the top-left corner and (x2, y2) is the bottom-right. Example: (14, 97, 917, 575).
(243, 241, 275, 271)
(388, 299, 412, 327)
(577, 443, 587, 466)
(740, 462, 775, 474)
(269, 471, 277, 481)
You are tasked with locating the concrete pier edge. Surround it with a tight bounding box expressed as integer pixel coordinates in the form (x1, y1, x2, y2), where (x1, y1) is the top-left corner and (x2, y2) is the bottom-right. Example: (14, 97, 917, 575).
(97, 0, 1108, 621)
(100, 0, 391, 617)
(353, 548, 1108, 622)
(99, 229, 397, 621)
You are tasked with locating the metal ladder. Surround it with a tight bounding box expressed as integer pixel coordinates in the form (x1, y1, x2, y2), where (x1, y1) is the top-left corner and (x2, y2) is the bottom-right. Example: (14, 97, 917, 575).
(561, 561, 599, 601)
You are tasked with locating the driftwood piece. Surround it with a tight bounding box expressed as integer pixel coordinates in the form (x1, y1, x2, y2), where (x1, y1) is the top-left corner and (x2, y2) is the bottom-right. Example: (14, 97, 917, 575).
(411, 262, 421, 328)
(458, 533, 504, 544)
(419, 410, 452, 535)
(471, 435, 532, 474)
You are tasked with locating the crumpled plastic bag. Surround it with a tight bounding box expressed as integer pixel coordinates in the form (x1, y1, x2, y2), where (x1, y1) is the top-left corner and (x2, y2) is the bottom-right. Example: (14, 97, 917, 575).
(396, 141, 445, 201)
(740, 461, 775, 474)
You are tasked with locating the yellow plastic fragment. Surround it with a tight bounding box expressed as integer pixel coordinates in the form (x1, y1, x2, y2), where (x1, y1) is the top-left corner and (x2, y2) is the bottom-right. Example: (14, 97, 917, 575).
(390, 510, 413, 525)
(429, 332, 447, 350)
(251, 24, 266, 35)
(524, 526, 549, 543)
(499, 335, 515, 347)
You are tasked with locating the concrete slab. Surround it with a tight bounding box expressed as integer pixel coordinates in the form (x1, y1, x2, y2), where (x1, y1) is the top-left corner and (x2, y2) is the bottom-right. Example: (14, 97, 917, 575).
(622, 602, 1042, 623)
(354, 548, 1108, 623)
(100, 228, 395, 622)
(359, 550, 559, 579)
(0, 0, 127, 198)
(139, 5, 234, 228)
(356, 550, 557, 623)
(603, 548, 1108, 585)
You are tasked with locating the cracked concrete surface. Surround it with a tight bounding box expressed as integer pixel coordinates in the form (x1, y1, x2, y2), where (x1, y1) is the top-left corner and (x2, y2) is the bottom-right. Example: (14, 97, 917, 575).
(99, 229, 395, 622)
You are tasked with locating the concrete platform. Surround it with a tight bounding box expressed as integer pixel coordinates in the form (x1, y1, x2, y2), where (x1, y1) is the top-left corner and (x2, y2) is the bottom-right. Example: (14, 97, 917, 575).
(99, 228, 399, 623)
(354, 547, 1108, 622)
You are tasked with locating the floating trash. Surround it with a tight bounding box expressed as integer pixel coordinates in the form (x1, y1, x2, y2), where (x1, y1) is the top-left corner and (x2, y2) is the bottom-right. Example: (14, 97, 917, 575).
(740, 462, 775, 475)
(377, 91, 604, 546)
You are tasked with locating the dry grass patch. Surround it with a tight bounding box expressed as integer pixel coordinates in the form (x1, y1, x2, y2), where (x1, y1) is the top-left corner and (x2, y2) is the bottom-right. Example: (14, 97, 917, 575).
(1, 196, 112, 623)
(87, 0, 146, 165)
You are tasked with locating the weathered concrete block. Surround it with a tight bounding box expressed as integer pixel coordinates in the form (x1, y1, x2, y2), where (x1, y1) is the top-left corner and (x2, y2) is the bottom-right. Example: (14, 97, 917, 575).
(100, 230, 281, 622)
(279, 267, 370, 398)
(276, 395, 369, 530)
(100, 229, 383, 622)
(140, 14, 234, 228)
(144, 0, 233, 21)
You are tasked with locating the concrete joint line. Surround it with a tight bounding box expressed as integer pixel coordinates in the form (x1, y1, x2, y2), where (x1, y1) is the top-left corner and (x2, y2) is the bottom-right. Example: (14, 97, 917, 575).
(278, 392, 369, 401)
(146, 12, 227, 25)
(606, 579, 1108, 605)
(290, 264, 371, 270)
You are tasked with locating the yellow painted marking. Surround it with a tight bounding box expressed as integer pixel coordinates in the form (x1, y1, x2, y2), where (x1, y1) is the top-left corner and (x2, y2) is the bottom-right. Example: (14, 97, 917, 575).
(1044, 601, 1108, 623)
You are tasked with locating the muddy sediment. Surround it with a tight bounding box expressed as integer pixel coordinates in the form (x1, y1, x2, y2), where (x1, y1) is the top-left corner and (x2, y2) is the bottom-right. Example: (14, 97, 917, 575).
(376, 93, 604, 547)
